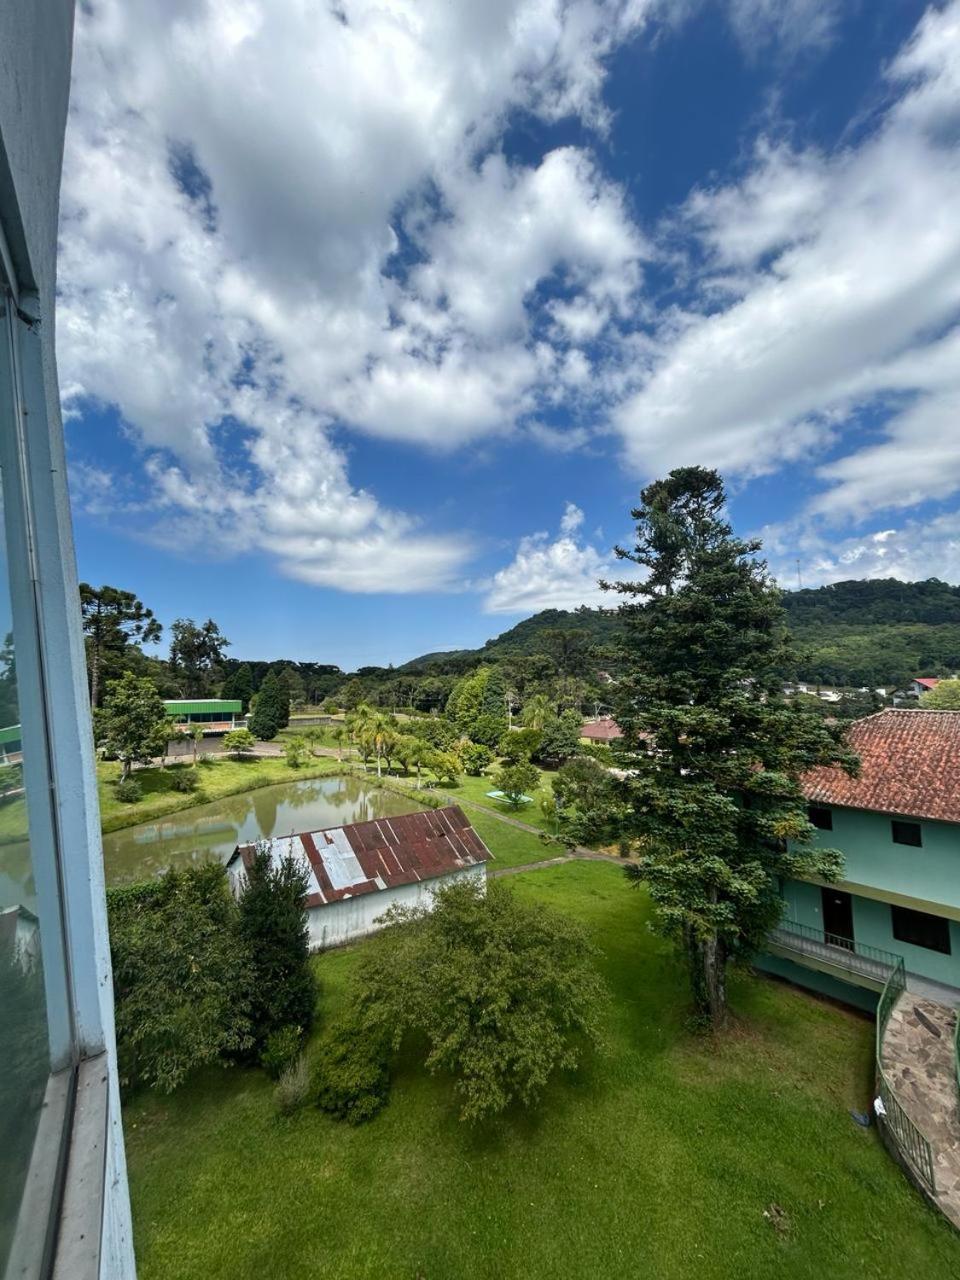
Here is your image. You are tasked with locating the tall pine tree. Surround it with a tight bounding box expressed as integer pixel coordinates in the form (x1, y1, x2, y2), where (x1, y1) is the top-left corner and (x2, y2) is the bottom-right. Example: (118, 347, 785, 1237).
(606, 468, 857, 1026)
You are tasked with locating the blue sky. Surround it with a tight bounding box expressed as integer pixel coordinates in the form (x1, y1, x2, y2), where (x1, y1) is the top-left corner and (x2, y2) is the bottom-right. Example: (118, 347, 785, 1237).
(59, 1, 960, 667)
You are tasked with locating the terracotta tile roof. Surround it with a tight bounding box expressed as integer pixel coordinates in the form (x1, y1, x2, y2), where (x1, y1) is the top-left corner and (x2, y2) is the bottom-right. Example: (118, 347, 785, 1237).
(580, 717, 623, 741)
(229, 804, 490, 909)
(802, 709, 960, 823)
(913, 677, 940, 689)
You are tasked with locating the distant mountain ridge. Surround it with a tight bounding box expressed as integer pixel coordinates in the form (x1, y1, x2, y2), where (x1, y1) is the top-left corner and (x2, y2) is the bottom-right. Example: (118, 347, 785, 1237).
(401, 579, 960, 688)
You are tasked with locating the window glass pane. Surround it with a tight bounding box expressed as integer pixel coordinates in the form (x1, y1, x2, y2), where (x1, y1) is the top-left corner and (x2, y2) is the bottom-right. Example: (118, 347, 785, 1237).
(808, 805, 833, 831)
(891, 906, 951, 955)
(0, 303, 71, 1271)
(891, 819, 922, 847)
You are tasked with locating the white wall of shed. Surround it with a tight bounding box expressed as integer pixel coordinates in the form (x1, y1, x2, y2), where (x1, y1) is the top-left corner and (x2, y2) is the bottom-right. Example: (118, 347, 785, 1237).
(308, 865, 486, 950)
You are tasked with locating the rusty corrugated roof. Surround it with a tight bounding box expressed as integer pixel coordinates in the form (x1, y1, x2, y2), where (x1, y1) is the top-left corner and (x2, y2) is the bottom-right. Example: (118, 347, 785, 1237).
(230, 804, 490, 908)
(802, 709, 960, 823)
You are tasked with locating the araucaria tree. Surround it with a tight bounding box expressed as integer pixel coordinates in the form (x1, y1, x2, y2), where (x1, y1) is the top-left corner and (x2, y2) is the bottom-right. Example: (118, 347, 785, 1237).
(80, 583, 162, 707)
(607, 468, 857, 1027)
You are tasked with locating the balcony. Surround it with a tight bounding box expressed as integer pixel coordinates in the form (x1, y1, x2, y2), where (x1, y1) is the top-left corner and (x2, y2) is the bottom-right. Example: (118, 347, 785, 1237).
(767, 918, 900, 990)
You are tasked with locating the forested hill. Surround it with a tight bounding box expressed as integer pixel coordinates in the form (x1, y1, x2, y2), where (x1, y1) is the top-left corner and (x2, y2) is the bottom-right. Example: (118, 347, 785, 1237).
(400, 608, 622, 674)
(402, 579, 960, 688)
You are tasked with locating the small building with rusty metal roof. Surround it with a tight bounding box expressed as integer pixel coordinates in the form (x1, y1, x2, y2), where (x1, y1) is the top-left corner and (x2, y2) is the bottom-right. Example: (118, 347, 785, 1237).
(226, 804, 491, 950)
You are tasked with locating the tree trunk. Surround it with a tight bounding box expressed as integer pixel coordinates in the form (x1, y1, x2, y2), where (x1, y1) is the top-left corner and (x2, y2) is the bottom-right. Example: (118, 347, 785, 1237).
(686, 925, 727, 1027)
(376, 751, 382, 779)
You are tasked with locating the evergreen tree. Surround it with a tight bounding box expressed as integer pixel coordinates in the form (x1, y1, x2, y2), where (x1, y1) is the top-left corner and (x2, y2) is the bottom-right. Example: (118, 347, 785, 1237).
(222, 662, 254, 712)
(80, 583, 162, 707)
(607, 468, 857, 1026)
(249, 671, 287, 740)
(236, 843, 316, 1047)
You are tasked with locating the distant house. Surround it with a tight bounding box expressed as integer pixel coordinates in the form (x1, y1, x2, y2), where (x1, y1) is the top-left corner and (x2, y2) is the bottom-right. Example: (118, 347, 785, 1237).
(226, 805, 490, 950)
(163, 698, 243, 735)
(581, 717, 623, 742)
(0, 724, 22, 764)
(909, 678, 940, 698)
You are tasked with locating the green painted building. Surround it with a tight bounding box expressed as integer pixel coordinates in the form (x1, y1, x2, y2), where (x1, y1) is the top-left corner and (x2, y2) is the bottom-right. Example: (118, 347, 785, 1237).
(761, 709, 960, 1006)
(162, 699, 243, 735)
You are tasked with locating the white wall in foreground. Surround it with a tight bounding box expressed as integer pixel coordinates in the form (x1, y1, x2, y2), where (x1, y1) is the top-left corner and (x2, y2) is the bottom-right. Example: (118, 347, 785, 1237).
(309, 865, 486, 950)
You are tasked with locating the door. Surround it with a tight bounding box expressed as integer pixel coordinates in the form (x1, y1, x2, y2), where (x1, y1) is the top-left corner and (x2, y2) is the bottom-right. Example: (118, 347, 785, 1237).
(821, 887, 854, 950)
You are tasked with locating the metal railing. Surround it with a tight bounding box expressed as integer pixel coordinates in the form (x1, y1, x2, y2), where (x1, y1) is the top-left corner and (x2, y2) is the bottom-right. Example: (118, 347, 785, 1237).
(875, 956, 936, 1195)
(769, 918, 938, 1196)
(769, 918, 902, 983)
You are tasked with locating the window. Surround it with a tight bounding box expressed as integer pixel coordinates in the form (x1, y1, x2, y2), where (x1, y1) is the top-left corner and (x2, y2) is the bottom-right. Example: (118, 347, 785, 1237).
(892, 819, 922, 847)
(0, 286, 75, 1274)
(891, 906, 951, 955)
(808, 805, 833, 831)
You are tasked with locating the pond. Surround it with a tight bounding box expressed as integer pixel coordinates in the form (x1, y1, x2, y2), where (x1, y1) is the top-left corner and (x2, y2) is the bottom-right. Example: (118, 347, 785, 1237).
(101, 774, 422, 886)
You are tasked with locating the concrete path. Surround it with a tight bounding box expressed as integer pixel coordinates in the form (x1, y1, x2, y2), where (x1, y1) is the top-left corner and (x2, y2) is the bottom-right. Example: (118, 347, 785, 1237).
(881, 993, 960, 1228)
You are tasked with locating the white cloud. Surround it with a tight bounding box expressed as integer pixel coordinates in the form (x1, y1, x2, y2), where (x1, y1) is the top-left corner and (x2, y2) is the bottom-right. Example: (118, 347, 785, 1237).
(727, 0, 843, 58)
(484, 504, 639, 612)
(59, 0, 656, 587)
(614, 1, 960, 519)
(764, 510, 960, 588)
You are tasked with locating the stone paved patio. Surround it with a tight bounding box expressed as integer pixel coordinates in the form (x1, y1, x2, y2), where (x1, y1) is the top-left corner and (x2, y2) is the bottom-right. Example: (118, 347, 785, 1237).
(881, 994, 960, 1229)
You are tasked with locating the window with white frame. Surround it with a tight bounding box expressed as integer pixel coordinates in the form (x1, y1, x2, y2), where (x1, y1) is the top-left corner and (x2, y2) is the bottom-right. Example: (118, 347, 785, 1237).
(0, 277, 76, 1277)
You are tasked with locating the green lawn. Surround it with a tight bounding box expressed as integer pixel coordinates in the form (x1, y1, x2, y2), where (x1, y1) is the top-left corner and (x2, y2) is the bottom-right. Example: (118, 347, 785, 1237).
(123, 862, 959, 1280)
(98, 755, 343, 833)
(439, 768, 557, 834)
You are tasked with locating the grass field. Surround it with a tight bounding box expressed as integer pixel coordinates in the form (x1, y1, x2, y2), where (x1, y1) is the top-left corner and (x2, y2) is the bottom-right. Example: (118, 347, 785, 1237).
(123, 861, 960, 1280)
(97, 755, 343, 832)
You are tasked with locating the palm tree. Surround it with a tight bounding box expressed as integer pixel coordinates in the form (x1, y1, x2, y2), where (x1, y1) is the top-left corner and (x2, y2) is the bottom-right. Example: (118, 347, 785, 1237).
(191, 724, 204, 765)
(521, 693, 552, 732)
(330, 724, 349, 763)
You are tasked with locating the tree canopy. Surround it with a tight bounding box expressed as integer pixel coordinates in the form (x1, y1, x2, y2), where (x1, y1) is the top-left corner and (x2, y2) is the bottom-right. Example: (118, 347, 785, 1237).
(97, 672, 170, 779)
(80, 583, 162, 707)
(606, 466, 858, 1026)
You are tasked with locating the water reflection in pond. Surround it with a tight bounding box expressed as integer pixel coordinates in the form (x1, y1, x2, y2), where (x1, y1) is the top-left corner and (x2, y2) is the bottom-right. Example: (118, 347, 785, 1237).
(101, 774, 420, 886)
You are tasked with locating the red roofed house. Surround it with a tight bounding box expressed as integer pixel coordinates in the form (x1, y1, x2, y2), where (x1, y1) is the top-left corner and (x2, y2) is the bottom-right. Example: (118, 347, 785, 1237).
(226, 805, 490, 950)
(909, 677, 940, 697)
(763, 710, 960, 1004)
(580, 717, 623, 743)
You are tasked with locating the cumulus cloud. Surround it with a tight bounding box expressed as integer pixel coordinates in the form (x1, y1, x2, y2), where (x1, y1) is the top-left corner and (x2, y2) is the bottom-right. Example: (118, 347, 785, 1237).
(615, 0, 960, 518)
(764, 510, 960, 589)
(59, 0, 660, 589)
(483, 503, 639, 613)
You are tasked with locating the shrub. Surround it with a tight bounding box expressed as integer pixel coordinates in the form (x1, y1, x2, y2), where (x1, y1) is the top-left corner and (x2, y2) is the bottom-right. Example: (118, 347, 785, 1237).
(313, 1016, 392, 1124)
(274, 1054, 311, 1115)
(170, 769, 198, 793)
(284, 736, 309, 768)
(236, 843, 316, 1050)
(223, 728, 256, 759)
(107, 865, 253, 1093)
(261, 1024, 303, 1080)
(342, 880, 607, 1123)
(115, 778, 143, 803)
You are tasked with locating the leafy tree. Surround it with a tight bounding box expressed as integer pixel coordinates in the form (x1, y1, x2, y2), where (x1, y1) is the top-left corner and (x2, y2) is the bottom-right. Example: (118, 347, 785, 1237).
(169, 618, 230, 696)
(190, 723, 205, 765)
(396, 735, 433, 787)
(460, 741, 494, 776)
(235, 843, 316, 1049)
(535, 709, 583, 764)
(493, 760, 540, 807)
(498, 726, 542, 763)
(221, 662, 254, 712)
(223, 728, 256, 759)
(330, 724, 350, 762)
(553, 755, 626, 846)
(79, 584, 162, 707)
(430, 749, 461, 785)
(340, 677, 365, 710)
(98, 672, 169, 780)
(919, 679, 960, 709)
(249, 672, 287, 740)
(284, 736, 310, 768)
(107, 866, 254, 1092)
(606, 467, 857, 1026)
(335, 880, 606, 1123)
